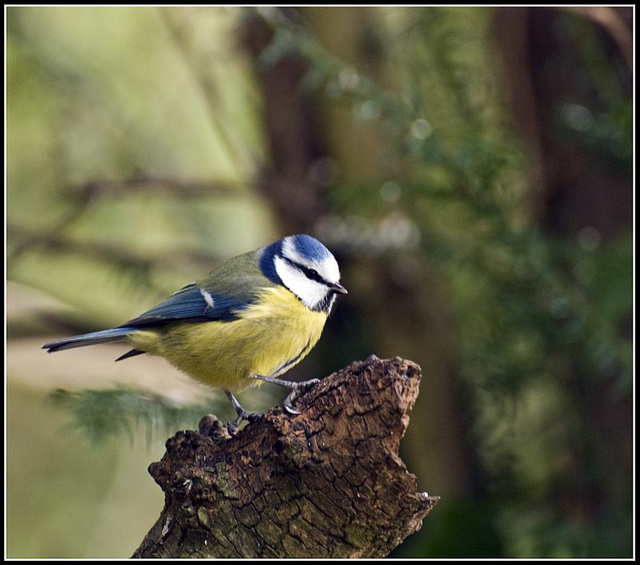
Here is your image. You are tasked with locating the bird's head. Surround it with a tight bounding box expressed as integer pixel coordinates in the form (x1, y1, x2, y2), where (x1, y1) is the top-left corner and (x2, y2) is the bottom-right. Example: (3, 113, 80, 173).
(260, 234, 347, 312)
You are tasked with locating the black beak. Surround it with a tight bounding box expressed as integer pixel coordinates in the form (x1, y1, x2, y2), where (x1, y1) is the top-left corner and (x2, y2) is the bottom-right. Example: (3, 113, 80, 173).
(330, 282, 348, 295)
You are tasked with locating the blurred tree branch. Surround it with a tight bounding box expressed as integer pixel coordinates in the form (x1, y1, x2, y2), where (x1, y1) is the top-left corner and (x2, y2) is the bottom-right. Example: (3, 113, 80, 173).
(68, 176, 247, 199)
(8, 223, 228, 283)
(9, 223, 156, 270)
(133, 356, 438, 558)
(8, 176, 246, 273)
(561, 7, 633, 69)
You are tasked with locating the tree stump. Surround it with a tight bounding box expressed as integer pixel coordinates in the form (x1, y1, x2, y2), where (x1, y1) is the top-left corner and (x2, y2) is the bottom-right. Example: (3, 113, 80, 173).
(133, 355, 438, 558)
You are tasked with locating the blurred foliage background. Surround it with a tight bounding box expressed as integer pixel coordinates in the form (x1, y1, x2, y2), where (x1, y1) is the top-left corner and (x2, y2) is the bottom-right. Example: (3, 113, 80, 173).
(6, 6, 633, 558)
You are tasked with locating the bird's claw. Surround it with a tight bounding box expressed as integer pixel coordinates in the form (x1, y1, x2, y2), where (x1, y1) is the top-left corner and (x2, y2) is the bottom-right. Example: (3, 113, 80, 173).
(283, 378, 321, 415)
(284, 393, 301, 415)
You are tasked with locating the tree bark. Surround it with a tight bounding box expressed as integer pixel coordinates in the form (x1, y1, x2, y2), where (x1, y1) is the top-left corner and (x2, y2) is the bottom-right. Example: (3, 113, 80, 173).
(133, 356, 438, 558)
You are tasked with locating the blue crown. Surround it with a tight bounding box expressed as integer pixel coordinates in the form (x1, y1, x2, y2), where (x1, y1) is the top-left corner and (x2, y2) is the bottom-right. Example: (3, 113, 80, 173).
(290, 234, 331, 261)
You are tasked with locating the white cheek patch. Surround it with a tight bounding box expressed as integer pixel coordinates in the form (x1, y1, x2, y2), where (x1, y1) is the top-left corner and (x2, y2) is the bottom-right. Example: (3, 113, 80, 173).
(274, 255, 329, 309)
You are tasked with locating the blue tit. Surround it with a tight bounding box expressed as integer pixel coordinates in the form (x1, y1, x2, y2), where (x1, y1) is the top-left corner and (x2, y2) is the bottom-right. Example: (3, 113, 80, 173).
(43, 234, 347, 430)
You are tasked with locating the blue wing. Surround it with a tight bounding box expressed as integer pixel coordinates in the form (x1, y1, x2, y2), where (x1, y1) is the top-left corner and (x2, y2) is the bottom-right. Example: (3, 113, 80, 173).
(121, 283, 253, 327)
(43, 282, 258, 360)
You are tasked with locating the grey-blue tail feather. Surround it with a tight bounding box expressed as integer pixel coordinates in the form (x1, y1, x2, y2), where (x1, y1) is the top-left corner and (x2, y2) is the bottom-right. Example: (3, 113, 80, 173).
(42, 327, 134, 353)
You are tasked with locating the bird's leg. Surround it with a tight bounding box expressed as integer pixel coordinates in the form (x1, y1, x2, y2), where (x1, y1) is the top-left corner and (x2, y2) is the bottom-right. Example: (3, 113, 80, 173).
(225, 390, 258, 434)
(250, 374, 321, 415)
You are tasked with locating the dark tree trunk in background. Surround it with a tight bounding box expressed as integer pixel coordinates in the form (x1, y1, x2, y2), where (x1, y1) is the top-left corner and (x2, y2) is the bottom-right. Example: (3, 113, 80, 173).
(495, 6, 633, 238)
(240, 9, 325, 235)
(493, 4, 633, 534)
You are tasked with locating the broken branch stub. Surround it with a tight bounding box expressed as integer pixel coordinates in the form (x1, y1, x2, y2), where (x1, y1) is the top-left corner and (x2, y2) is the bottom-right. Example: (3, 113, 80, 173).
(133, 355, 439, 558)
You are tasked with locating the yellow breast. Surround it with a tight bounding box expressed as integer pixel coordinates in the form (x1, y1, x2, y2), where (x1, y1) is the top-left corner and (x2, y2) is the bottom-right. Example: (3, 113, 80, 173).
(127, 286, 328, 392)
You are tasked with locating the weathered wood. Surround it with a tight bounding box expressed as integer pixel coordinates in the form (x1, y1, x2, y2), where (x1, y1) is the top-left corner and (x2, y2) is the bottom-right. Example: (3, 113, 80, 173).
(133, 356, 438, 558)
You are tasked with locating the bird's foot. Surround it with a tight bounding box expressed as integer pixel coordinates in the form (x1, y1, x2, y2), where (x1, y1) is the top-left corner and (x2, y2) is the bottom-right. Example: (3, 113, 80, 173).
(226, 409, 259, 435)
(224, 390, 259, 435)
(249, 375, 321, 415)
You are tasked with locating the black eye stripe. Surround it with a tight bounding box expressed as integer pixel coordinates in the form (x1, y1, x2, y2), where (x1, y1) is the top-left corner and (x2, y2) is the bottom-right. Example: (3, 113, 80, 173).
(282, 256, 328, 286)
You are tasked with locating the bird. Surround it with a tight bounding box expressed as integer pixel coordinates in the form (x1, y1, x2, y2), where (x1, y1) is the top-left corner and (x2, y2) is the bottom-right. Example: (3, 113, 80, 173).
(42, 234, 347, 432)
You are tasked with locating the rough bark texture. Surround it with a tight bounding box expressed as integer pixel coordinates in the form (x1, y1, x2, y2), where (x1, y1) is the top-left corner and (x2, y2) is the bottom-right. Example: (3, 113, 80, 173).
(133, 356, 438, 558)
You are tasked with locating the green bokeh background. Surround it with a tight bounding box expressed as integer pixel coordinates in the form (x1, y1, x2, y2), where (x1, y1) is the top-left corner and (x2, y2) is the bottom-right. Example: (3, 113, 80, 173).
(6, 6, 633, 558)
